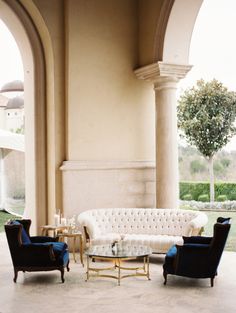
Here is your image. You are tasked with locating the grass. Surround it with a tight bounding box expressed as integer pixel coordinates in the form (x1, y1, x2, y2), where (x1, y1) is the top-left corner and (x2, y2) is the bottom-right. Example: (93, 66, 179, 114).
(202, 210, 236, 251)
(0, 211, 20, 232)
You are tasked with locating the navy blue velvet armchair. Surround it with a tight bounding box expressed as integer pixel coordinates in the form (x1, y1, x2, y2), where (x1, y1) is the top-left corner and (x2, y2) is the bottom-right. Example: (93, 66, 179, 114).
(5, 219, 70, 283)
(163, 217, 231, 287)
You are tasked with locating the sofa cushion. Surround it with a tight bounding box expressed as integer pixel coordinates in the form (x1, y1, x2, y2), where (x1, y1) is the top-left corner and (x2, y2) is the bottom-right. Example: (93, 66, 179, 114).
(91, 233, 121, 245)
(11, 220, 31, 245)
(122, 234, 184, 254)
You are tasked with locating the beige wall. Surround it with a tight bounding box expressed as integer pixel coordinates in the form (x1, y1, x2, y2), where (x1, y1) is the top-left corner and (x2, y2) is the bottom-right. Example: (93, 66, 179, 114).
(66, 0, 155, 161)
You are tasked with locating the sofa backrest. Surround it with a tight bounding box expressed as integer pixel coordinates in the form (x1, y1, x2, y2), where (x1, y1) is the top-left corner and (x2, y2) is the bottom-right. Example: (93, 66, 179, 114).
(78, 208, 207, 239)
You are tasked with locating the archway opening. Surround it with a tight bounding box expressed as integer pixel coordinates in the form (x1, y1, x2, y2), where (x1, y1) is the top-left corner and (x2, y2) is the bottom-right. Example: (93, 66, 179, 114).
(0, 19, 25, 217)
(0, 0, 47, 233)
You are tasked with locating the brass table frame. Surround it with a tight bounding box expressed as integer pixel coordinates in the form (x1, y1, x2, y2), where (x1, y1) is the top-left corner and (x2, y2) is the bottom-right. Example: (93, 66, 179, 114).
(86, 255, 150, 286)
(58, 232, 84, 266)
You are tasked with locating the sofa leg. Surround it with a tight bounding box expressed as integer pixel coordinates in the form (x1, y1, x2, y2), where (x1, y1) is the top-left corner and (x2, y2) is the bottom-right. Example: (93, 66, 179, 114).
(60, 269, 65, 283)
(13, 268, 18, 283)
(163, 271, 167, 285)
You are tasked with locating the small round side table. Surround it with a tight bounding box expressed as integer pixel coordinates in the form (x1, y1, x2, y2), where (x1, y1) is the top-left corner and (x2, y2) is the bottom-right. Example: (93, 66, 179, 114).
(58, 231, 84, 266)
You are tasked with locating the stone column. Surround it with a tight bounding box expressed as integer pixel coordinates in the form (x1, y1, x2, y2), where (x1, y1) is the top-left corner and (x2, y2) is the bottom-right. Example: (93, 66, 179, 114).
(135, 62, 192, 209)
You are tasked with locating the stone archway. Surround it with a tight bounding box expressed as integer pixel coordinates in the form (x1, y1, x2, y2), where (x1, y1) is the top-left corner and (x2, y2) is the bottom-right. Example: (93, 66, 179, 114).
(136, 0, 203, 209)
(0, 0, 47, 233)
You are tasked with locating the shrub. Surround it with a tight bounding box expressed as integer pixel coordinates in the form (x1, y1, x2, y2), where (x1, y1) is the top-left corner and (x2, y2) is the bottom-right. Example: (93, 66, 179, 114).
(220, 158, 231, 168)
(180, 182, 210, 201)
(216, 195, 228, 202)
(182, 194, 193, 201)
(229, 192, 236, 201)
(180, 182, 236, 201)
(190, 160, 206, 174)
(198, 194, 210, 202)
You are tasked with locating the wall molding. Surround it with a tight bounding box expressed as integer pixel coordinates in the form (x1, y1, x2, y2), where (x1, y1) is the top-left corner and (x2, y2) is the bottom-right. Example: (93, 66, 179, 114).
(60, 160, 155, 171)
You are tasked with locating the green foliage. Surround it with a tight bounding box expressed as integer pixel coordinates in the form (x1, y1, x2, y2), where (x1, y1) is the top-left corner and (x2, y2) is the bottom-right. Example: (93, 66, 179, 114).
(180, 182, 210, 200)
(182, 194, 193, 201)
(220, 158, 231, 168)
(213, 161, 224, 174)
(215, 183, 236, 200)
(216, 195, 228, 202)
(198, 194, 210, 202)
(180, 181, 236, 201)
(178, 79, 236, 158)
(190, 159, 207, 174)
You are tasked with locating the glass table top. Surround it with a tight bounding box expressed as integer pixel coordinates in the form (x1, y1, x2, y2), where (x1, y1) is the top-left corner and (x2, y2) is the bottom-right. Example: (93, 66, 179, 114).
(85, 243, 152, 259)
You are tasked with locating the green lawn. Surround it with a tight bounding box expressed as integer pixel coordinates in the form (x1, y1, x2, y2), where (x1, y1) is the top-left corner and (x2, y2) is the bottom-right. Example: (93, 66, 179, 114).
(202, 210, 236, 251)
(0, 211, 20, 232)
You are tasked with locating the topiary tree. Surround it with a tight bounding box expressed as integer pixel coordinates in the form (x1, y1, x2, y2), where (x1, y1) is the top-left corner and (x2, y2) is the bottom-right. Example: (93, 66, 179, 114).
(178, 79, 236, 202)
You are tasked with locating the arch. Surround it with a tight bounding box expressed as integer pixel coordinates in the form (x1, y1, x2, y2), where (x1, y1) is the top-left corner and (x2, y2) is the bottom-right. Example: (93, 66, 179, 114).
(0, 0, 47, 233)
(161, 0, 203, 64)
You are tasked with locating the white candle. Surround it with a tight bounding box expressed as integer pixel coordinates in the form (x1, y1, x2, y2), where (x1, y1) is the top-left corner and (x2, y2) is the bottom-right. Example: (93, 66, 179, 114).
(54, 214, 60, 226)
(61, 217, 67, 226)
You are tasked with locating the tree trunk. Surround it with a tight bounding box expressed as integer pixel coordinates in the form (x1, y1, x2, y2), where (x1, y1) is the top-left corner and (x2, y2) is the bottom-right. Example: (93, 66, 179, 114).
(208, 156, 215, 202)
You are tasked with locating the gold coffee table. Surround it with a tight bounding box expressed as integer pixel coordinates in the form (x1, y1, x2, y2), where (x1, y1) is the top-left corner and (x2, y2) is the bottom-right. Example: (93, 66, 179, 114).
(85, 244, 152, 285)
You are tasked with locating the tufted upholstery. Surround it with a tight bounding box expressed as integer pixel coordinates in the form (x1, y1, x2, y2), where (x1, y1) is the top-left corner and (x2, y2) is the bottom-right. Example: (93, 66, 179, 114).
(78, 208, 208, 253)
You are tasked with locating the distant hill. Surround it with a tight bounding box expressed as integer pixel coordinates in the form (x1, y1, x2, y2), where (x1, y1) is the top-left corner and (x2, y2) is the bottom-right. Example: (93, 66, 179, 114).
(179, 145, 236, 182)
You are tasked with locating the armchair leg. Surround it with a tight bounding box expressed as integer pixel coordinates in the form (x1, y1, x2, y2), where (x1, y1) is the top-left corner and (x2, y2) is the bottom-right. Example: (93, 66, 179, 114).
(67, 261, 70, 272)
(210, 277, 214, 287)
(13, 268, 18, 283)
(60, 268, 65, 283)
(163, 271, 167, 285)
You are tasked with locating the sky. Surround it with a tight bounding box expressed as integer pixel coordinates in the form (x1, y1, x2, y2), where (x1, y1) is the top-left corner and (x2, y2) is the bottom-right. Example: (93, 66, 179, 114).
(0, 0, 236, 149)
(0, 20, 23, 89)
(179, 0, 236, 93)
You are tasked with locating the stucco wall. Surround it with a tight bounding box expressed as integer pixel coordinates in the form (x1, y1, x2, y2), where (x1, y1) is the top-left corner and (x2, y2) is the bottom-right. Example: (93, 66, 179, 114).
(66, 0, 155, 161)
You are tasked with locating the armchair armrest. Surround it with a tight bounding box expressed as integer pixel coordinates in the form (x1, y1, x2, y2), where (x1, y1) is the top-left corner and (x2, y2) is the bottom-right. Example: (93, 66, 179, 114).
(183, 236, 212, 245)
(17, 244, 56, 266)
(175, 243, 211, 277)
(30, 236, 59, 243)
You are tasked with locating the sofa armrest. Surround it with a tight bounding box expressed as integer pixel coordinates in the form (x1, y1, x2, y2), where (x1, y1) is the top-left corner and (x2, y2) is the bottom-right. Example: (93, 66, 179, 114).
(189, 212, 208, 234)
(78, 213, 100, 239)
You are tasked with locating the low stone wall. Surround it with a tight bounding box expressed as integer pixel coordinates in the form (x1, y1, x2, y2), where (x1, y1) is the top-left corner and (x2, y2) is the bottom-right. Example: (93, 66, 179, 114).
(60, 160, 156, 217)
(180, 200, 236, 211)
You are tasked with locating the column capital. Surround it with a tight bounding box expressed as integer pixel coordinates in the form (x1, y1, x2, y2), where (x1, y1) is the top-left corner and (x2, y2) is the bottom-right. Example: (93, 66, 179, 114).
(134, 61, 192, 82)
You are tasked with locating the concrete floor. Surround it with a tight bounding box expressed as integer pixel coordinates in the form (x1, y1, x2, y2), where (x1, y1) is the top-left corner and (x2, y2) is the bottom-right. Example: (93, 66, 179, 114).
(0, 233, 236, 313)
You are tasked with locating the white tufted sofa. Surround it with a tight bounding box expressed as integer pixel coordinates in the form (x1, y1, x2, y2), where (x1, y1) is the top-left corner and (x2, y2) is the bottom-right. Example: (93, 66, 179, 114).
(78, 208, 208, 253)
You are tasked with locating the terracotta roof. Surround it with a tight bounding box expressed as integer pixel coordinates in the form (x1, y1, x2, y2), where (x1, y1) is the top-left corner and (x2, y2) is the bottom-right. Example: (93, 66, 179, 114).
(6, 96, 24, 109)
(0, 80, 24, 93)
